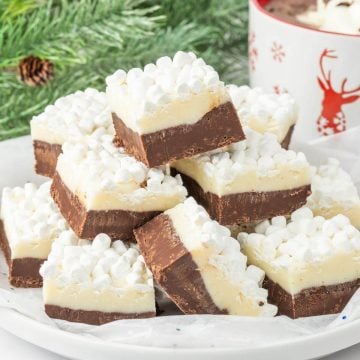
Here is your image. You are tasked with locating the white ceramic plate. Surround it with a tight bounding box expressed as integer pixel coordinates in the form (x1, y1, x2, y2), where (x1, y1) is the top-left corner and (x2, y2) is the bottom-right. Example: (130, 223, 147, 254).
(0, 136, 360, 360)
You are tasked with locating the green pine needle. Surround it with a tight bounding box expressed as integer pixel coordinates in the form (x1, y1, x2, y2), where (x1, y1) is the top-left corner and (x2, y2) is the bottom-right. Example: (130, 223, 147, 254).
(0, 0, 249, 141)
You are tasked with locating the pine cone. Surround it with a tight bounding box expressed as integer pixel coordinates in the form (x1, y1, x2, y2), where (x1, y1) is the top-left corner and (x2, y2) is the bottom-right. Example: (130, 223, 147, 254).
(18, 55, 54, 86)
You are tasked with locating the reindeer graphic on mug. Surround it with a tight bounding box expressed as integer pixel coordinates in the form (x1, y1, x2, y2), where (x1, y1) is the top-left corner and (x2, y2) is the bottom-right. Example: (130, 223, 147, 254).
(316, 49, 360, 136)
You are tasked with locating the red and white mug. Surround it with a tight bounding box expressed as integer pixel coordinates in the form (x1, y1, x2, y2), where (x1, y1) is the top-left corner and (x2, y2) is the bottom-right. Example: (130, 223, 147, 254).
(249, 0, 360, 142)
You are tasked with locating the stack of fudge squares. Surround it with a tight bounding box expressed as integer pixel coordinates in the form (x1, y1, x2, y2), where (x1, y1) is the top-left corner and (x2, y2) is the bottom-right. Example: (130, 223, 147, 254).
(0, 52, 359, 326)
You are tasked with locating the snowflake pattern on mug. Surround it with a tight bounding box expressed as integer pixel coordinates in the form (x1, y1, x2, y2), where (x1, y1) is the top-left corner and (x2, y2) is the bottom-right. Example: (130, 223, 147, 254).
(273, 85, 288, 94)
(248, 31, 258, 71)
(271, 42, 285, 62)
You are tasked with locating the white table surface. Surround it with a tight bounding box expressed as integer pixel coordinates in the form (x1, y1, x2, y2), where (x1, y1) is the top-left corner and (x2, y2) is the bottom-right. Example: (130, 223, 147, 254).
(0, 327, 359, 360)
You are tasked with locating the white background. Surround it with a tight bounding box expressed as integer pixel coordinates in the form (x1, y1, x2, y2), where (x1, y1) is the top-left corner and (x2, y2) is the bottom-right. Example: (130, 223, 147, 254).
(0, 327, 359, 360)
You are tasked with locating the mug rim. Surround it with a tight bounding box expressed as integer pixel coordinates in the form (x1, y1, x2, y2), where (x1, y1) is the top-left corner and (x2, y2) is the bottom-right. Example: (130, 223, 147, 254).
(251, 0, 360, 39)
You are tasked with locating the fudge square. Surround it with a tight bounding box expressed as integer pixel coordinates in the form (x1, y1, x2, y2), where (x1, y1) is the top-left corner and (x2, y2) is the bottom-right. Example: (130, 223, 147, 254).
(307, 158, 360, 228)
(227, 85, 298, 149)
(238, 207, 360, 319)
(106, 51, 245, 167)
(172, 129, 312, 225)
(134, 197, 277, 316)
(40, 232, 155, 325)
(30, 88, 114, 177)
(51, 132, 187, 241)
(0, 182, 69, 287)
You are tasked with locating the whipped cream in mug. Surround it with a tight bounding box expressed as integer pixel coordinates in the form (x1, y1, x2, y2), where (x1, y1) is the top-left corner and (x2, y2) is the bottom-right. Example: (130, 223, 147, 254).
(297, 0, 360, 35)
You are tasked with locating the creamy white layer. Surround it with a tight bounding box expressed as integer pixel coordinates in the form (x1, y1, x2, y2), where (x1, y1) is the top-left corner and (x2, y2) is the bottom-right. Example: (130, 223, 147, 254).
(43, 280, 155, 313)
(307, 158, 360, 228)
(173, 129, 311, 196)
(312, 204, 360, 230)
(41, 233, 155, 314)
(238, 207, 360, 295)
(164, 198, 277, 317)
(106, 51, 230, 134)
(56, 133, 187, 211)
(227, 85, 297, 143)
(0, 182, 69, 259)
(297, 0, 360, 35)
(30, 88, 114, 145)
(244, 250, 360, 295)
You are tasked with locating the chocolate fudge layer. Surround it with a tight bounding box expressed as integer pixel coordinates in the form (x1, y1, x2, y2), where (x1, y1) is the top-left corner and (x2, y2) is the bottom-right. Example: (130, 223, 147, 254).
(112, 101, 245, 168)
(264, 0, 316, 25)
(107, 51, 246, 168)
(113, 133, 123, 147)
(45, 305, 155, 325)
(280, 125, 295, 150)
(172, 129, 312, 225)
(0, 220, 43, 287)
(41, 233, 156, 325)
(30, 88, 114, 178)
(135, 214, 226, 314)
(0, 182, 69, 288)
(53, 132, 186, 241)
(264, 277, 360, 319)
(135, 198, 277, 316)
(51, 172, 160, 241)
(239, 207, 360, 318)
(33, 140, 62, 178)
(176, 171, 311, 225)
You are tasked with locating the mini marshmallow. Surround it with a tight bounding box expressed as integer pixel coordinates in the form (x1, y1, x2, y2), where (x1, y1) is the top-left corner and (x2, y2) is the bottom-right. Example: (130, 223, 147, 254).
(40, 233, 154, 292)
(297, 0, 360, 36)
(308, 158, 360, 210)
(31, 88, 114, 145)
(227, 85, 298, 143)
(106, 52, 227, 132)
(0, 182, 70, 251)
(271, 216, 287, 228)
(255, 220, 270, 235)
(238, 207, 360, 268)
(245, 265, 265, 285)
(291, 207, 314, 222)
(92, 233, 112, 252)
(180, 127, 310, 182)
(93, 274, 112, 291)
(56, 132, 187, 210)
(165, 197, 274, 313)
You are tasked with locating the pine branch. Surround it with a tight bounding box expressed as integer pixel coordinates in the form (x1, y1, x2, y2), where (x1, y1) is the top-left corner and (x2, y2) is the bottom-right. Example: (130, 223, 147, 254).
(0, 0, 43, 21)
(0, 0, 249, 141)
(0, 21, 219, 140)
(0, 0, 164, 69)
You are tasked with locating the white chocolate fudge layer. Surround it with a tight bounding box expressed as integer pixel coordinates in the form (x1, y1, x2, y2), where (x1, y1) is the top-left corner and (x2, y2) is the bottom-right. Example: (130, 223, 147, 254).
(307, 158, 360, 228)
(297, 0, 360, 35)
(0, 182, 69, 259)
(238, 207, 360, 295)
(31, 88, 114, 145)
(106, 51, 229, 134)
(173, 128, 311, 196)
(57, 132, 187, 211)
(165, 198, 277, 317)
(40, 232, 155, 314)
(227, 85, 297, 143)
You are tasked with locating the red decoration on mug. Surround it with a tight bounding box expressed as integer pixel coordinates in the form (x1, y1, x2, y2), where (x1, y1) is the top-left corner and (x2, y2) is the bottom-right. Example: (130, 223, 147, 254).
(257, 0, 270, 6)
(316, 49, 360, 136)
(248, 31, 258, 71)
(271, 42, 285, 62)
(273, 85, 288, 94)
